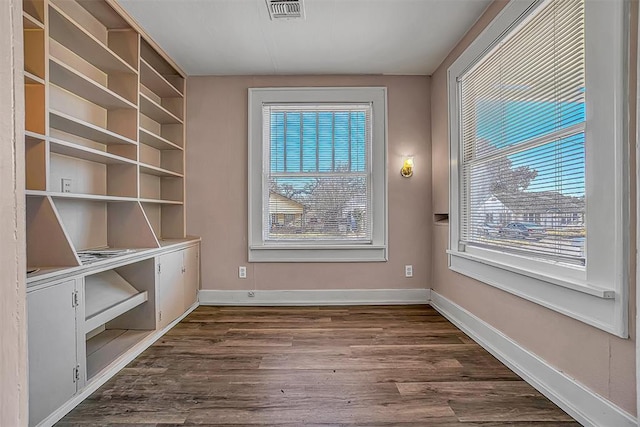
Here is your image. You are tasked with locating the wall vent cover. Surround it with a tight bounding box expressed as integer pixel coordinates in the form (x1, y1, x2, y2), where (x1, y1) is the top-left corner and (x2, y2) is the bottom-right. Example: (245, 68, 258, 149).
(266, 0, 305, 20)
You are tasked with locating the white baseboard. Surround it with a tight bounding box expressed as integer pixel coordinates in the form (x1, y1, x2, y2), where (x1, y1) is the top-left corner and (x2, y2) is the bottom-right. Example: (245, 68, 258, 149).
(38, 303, 199, 427)
(429, 291, 636, 427)
(39, 292, 635, 427)
(198, 288, 430, 306)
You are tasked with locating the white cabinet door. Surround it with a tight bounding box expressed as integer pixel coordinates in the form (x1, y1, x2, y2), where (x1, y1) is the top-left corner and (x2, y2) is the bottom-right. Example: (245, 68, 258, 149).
(183, 245, 199, 310)
(157, 250, 184, 328)
(28, 279, 78, 427)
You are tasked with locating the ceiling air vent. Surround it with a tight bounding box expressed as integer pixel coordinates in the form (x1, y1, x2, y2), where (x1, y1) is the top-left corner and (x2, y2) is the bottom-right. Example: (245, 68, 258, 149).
(266, 0, 305, 20)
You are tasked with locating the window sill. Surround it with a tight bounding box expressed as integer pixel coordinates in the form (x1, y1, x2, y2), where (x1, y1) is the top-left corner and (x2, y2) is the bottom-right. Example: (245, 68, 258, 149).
(447, 250, 613, 299)
(447, 250, 625, 337)
(249, 245, 387, 262)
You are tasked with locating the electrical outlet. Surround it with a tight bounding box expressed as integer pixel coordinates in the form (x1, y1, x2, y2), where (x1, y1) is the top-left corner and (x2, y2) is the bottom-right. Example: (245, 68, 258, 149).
(238, 266, 247, 279)
(61, 178, 72, 193)
(247, 291, 255, 297)
(405, 265, 413, 278)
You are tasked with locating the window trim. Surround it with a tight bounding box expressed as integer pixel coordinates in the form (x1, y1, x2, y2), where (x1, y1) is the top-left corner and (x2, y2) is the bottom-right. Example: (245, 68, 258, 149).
(248, 87, 388, 262)
(447, 0, 629, 337)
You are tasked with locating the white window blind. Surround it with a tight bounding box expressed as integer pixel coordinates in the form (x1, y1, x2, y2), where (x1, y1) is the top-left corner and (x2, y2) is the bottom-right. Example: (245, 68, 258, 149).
(262, 104, 372, 242)
(459, 0, 586, 265)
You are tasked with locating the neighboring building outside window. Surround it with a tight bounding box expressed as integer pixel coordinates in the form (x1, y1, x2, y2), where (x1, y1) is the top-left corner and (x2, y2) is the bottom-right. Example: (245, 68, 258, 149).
(447, 0, 628, 336)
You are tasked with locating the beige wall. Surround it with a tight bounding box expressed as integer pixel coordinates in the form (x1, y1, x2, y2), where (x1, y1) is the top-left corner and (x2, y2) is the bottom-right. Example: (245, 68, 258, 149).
(187, 75, 431, 291)
(0, 0, 28, 425)
(430, 0, 637, 416)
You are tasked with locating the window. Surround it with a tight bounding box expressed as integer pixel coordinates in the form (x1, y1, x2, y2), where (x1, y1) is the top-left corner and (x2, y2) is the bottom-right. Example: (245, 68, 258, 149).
(248, 87, 387, 262)
(448, 0, 628, 337)
(264, 105, 371, 242)
(460, 0, 586, 266)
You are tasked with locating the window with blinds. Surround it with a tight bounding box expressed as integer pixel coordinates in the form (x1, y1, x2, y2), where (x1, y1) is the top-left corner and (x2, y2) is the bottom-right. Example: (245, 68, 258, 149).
(458, 0, 586, 265)
(262, 104, 372, 242)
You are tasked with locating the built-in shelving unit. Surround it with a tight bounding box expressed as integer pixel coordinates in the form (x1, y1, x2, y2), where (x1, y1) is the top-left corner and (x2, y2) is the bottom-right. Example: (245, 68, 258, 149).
(136, 39, 186, 240)
(23, 0, 188, 261)
(22, 0, 199, 425)
(23, 2, 193, 425)
(23, 0, 46, 139)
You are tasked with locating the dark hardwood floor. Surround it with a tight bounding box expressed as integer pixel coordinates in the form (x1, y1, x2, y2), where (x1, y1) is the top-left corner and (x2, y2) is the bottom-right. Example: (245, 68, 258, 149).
(57, 305, 579, 426)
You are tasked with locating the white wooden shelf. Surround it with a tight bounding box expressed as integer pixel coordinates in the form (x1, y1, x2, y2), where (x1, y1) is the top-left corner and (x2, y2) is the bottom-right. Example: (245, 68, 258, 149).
(23, 11, 44, 29)
(139, 127, 182, 151)
(50, 138, 137, 166)
(75, 0, 132, 32)
(49, 58, 137, 110)
(24, 71, 45, 86)
(157, 238, 192, 247)
(50, 109, 137, 146)
(84, 270, 148, 331)
(140, 58, 183, 98)
(24, 2, 192, 425)
(86, 329, 151, 380)
(139, 198, 184, 205)
(26, 190, 137, 203)
(140, 93, 183, 124)
(25, 130, 46, 141)
(49, 4, 137, 75)
(139, 163, 183, 178)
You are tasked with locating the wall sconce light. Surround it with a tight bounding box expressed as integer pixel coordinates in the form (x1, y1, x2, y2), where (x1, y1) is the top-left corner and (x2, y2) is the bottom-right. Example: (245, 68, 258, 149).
(401, 156, 414, 178)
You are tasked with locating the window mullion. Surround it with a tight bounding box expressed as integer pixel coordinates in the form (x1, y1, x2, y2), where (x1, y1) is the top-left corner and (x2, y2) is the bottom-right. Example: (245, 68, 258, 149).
(283, 112, 288, 172)
(331, 113, 335, 171)
(316, 111, 319, 172)
(468, 122, 585, 166)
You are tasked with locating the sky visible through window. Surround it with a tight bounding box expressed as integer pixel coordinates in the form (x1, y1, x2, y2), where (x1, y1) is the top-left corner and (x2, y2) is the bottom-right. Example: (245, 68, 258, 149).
(457, 0, 587, 264)
(270, 111, 367, 175)
(476, 99, 586, 198)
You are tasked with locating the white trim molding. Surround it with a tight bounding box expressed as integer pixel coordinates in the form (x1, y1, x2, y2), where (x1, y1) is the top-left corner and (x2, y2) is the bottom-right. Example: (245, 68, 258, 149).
(636, 0, 640, 417)
(199, 288, 430, 306)
(430, 291, 636, 427)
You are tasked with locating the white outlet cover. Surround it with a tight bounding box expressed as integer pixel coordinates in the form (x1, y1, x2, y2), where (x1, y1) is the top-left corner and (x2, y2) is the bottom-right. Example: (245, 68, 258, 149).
(405, 265, 413, 277)
(61, 178, 72, 193)
(239, 266, 247, 278)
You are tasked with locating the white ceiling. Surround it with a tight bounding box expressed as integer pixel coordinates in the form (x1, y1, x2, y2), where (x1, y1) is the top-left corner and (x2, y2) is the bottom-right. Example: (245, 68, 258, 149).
(117, 0, 492, 76)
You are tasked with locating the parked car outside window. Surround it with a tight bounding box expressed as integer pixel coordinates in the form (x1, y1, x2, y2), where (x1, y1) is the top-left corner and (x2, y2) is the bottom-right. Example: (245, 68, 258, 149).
(481, 222, 502, 237)
(499, 222, 546, 239)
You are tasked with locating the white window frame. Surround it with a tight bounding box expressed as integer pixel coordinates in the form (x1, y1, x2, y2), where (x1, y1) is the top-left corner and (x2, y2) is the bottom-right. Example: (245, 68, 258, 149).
(248, 87, 388, 262)
(448, 0, 629, 337)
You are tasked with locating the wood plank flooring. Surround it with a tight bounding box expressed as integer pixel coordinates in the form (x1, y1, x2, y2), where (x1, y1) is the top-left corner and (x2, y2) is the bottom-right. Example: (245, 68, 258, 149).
(57, 305, 579, 426)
